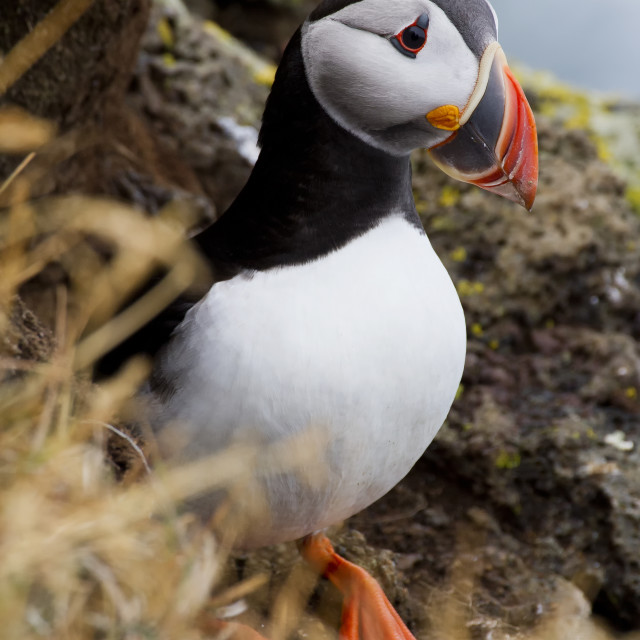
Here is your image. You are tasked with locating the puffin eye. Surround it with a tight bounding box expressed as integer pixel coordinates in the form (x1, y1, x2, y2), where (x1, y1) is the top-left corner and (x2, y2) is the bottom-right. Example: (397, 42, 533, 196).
(391, 13, 429, 59)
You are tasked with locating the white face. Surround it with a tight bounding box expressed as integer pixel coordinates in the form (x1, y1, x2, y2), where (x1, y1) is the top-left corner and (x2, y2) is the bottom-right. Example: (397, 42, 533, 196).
(302, 0, 498, 155)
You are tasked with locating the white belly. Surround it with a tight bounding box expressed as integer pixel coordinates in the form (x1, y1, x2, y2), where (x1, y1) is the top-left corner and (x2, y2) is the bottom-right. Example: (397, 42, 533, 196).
(152, 215, 466, 546)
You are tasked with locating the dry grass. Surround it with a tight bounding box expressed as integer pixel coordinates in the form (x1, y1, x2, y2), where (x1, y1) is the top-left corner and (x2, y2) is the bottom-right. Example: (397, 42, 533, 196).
(0, 186, 336, 640)
(0, 179, 223, 639)
(0, 118, 330, 638)
(0, 0, 94, 94)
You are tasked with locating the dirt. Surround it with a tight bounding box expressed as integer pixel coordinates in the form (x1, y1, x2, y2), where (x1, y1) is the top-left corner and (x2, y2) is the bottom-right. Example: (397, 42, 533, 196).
(0, 298, 55, 372)
(3, 0, 640, 637)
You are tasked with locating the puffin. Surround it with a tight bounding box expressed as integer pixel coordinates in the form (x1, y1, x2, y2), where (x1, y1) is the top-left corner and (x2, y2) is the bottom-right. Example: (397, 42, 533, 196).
(104, 0, 538, 637)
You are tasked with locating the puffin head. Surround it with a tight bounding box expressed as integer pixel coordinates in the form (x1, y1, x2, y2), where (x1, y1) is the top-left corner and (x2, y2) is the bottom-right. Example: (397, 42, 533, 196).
(301, 0, 538, 209)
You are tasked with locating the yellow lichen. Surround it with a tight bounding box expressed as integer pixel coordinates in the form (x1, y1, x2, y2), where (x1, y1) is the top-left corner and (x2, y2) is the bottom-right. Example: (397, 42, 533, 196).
(625, 387, 638, 400)
(430, 215, 457, 231)
(162, 52, 176, 68)
(253, 64, 277, 87)
(564, 101, 591, 130)
(457, 280, 485, 297)
(539, 101, 559, 119)
(471, 323, 484, 337)
(627, 186, 640, 215)
(495, 451, 521, 470)
(156, 17, 175, 49)
(594, 136, 612, 163)
(439, 185, 460, 207)
(204, 20, 233, 42)
(450, 246, 467, 262)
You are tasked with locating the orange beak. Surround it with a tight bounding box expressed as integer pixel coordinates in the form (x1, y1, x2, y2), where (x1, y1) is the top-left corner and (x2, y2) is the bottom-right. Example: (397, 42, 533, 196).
(428, 45, 538, 210)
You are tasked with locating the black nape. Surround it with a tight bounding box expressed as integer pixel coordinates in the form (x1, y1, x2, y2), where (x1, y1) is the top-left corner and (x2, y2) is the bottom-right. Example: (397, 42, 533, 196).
(195, 29, 416, 274)
(309, 0, 365, 22)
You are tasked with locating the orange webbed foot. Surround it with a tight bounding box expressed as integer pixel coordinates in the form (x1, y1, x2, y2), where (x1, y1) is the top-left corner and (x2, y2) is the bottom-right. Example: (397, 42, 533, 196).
(301, 533, 417, 640)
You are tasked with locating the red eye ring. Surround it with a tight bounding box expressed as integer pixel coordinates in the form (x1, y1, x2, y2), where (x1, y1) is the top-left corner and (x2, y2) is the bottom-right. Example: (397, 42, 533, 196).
(391, 13, 430, 58)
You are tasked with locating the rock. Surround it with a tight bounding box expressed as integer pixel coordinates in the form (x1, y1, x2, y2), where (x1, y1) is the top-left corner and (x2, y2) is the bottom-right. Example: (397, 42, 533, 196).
(128, 0, 273, 212)
(0, 0, 208, 220)
(0, 298, 55, 375)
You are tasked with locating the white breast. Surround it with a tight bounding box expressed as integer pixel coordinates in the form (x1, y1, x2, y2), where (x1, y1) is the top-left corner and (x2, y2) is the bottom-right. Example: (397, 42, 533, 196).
(152, 215, 466, 546)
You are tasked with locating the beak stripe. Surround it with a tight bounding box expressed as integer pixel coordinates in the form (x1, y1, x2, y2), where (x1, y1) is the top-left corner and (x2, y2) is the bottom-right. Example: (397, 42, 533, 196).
(460, 41, 502, 126)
